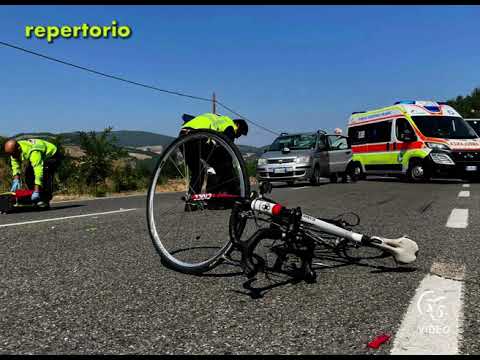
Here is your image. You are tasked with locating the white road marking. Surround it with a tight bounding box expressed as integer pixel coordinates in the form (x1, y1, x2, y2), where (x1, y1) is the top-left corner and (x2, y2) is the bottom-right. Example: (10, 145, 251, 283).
(446, 209, 469, 228)
(52, 190, 184, 204)
(458, 191, 470, 198)
(0, 208, 137, 228)
(391, 263, 465, 354)
(291, 186, 310, 190)
(53, 193, 146, 204)
(462, 184, 470, 188)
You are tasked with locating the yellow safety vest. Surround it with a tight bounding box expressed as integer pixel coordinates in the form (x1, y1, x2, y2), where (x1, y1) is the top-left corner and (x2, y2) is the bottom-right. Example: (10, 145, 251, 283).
(182, 113, 238, 134)
(10, 139, 57, 187)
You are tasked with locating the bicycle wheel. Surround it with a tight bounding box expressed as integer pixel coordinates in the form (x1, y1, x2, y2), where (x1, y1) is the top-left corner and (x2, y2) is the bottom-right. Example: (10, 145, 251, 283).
(147, 130, 250, 274)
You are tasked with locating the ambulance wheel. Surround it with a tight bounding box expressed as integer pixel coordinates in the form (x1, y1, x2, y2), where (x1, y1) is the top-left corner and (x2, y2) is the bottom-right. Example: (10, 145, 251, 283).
(407, 159, 429, 182)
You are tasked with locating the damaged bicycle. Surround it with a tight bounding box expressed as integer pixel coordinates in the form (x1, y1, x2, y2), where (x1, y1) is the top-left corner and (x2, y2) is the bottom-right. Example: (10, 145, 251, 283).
(146, 130, 419, 283)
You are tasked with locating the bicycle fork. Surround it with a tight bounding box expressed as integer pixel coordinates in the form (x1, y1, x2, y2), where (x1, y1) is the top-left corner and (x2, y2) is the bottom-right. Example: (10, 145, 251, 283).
(232, 200, 317, 282)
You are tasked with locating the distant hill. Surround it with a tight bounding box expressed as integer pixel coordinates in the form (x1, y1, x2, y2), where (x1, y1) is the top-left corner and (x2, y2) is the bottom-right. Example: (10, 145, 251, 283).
(13, 130, 176, 148)
(11, 130, 265, 157)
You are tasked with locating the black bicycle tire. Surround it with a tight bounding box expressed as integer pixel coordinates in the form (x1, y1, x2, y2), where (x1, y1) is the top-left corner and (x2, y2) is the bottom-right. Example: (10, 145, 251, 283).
(146, 129, 250, 274)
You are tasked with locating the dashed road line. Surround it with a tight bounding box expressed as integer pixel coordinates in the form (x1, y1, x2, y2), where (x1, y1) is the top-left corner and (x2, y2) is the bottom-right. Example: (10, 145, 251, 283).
(391, 262, 465, 355)
(446, 209, 469, 229)
(0, 208, 137, 228)
(458, 191, 470, 198)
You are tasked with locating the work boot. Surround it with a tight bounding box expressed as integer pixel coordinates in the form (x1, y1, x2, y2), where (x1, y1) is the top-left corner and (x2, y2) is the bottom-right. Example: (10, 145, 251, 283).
(36, 200, 50, 210)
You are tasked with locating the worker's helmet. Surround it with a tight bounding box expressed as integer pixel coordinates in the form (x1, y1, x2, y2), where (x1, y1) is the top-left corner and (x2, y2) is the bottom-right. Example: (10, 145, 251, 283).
(234, 119, 249, 136)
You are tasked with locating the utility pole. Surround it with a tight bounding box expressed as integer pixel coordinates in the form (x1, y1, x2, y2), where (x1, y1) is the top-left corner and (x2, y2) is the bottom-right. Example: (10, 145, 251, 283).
(212, 92, 216, 114)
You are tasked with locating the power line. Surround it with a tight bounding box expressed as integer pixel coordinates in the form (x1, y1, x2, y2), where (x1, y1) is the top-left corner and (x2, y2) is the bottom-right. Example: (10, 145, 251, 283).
(216, 101, 279, 136)
(0, 40, 280, 136)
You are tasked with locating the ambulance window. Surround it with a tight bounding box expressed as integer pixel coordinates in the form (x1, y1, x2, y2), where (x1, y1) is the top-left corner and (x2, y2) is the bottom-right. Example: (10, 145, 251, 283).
(369, 120, 392, 143)
(396, 118, 415, 139)
(348, 126, 368, 145)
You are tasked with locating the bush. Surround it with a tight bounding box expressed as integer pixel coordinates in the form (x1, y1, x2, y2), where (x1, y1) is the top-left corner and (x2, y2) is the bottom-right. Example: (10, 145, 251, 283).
(0, 130, 168, 197)
(245, 159, 257, 177)
(78, 127, 127, 192)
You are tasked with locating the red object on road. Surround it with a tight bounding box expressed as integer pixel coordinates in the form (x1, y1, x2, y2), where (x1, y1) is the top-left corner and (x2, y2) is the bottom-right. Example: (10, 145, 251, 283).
(367, 334, 391, 349)
(14, 189, 34, 199)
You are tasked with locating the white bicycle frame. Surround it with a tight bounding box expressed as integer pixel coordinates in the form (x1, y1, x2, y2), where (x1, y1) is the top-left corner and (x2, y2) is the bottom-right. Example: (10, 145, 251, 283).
(250, 198, 419, 265)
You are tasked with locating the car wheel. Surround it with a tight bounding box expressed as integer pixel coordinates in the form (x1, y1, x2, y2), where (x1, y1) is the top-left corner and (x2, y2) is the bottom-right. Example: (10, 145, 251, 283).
(330, 174, 338, 183)
(349, 162, 364, 182)
(310, 166, 321, 186)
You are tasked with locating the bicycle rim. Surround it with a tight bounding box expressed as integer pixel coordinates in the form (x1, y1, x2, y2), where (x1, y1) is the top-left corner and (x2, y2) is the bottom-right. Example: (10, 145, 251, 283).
(147, 130, 249, 273)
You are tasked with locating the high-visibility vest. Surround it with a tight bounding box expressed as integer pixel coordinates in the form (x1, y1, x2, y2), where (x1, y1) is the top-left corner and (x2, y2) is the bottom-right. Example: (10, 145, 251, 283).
(182, 113, 238, 134)
(10, 139, 58, 187)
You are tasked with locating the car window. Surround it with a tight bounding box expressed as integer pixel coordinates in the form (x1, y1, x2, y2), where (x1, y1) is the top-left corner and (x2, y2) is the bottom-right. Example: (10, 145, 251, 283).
(317, 134, 327, 150)
(269, 133, 317, 151)
(328, 135, 348, 150)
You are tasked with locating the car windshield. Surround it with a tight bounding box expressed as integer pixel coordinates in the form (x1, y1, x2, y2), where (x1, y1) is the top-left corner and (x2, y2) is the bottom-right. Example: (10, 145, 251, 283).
(268, 133, 317, 151)
(467, 120, 480, 137)
(412, 116, 479, 139)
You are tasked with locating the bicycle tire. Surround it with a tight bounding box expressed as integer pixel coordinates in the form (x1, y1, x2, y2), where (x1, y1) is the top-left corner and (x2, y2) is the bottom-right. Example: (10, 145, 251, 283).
(147, 129, 250, 274)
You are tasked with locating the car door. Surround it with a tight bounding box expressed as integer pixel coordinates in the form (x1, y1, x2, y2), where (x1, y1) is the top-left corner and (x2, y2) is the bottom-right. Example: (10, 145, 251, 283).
(327, 135, 352, 173)
(314, 133, 330, 176)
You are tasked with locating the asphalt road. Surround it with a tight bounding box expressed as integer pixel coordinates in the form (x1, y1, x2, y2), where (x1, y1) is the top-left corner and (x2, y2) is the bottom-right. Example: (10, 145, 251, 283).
(1, 178, 479, 354)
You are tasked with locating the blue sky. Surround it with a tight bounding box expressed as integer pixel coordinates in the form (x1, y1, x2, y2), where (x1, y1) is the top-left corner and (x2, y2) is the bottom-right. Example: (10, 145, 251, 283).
(0, 5, 479, 146)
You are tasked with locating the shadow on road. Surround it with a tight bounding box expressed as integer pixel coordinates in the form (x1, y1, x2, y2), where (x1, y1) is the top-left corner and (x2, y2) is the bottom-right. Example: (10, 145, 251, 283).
(5, 204, 85, 214)
(365, 177, 465, 184)
(191, 250, 419, 299)
(270, 182, 328, 189)
(49, 204, 86, 211)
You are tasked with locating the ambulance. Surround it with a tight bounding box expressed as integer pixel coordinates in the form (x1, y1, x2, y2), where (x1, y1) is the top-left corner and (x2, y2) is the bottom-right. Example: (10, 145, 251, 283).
(347, 100, 480, 181)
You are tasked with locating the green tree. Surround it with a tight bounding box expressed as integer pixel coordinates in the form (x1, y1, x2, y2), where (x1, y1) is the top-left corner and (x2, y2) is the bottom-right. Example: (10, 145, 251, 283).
(78, 127, 127, 196)
(446, 87, 480, 118)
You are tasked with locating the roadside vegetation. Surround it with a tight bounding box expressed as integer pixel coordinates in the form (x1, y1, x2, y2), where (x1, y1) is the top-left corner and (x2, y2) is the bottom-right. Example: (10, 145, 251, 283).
(447, 87, 480, 118)
(0, 127, 258, 197)
(0, 128, 158, 197)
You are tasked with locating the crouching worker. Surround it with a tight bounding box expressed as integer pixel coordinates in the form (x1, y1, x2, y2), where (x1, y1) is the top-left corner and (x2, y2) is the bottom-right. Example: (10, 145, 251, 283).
(179, 113, 248, 210)
(4, 138, 62, 208)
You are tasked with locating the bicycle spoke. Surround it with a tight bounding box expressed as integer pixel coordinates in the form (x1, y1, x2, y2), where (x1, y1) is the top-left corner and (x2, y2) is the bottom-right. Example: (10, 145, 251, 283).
(147, 130, 248, 272)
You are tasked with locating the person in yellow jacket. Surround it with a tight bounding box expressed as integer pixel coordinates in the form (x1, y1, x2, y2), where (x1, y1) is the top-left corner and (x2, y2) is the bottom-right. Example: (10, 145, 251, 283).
(179, 113, 248, 205)
(180, 112, 248, 141)
(4, 138, 62, 207)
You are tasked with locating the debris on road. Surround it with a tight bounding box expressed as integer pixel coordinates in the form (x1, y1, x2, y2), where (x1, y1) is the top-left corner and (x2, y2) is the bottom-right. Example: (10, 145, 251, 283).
(367, 334, 391, 349)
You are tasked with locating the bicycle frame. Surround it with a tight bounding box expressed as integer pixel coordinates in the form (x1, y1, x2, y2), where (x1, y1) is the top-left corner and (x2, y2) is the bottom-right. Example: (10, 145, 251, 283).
(189, 191, 419, 281)
(250, 198, 364, 244)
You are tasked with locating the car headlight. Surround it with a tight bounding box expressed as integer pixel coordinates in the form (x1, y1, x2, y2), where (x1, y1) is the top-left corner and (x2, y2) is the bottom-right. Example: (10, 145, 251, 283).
(295, 156, 311, 164)
(426, 142, 451, 151)
(257, 158, 267, 166)
(430, 152, 455, 165)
